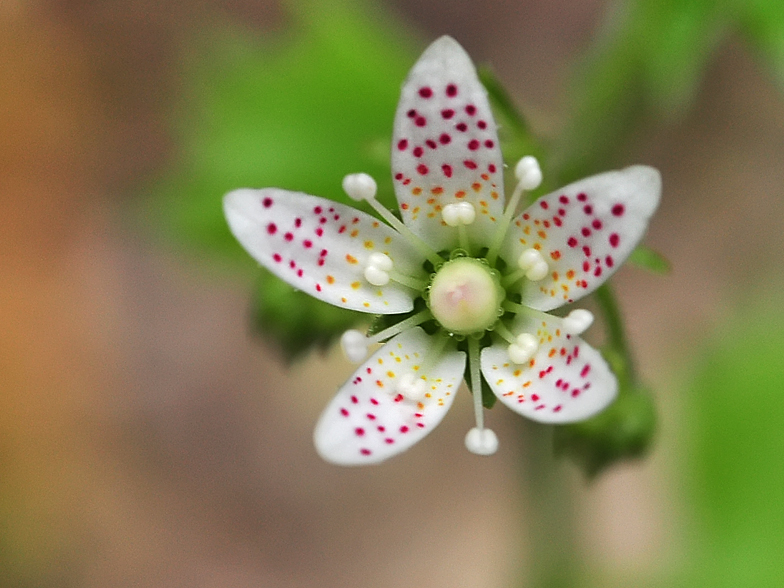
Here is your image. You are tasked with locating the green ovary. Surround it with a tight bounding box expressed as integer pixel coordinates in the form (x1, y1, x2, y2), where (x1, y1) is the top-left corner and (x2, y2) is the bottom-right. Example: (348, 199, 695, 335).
(428, 258, 504, 335)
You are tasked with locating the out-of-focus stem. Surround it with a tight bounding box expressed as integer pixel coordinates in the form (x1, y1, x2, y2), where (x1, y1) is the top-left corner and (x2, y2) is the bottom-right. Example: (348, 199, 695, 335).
(594, 282, 636, 386)
(518, 421, 579, 588)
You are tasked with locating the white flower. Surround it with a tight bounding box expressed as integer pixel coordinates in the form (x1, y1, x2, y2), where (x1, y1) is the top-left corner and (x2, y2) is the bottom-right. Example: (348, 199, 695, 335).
(223, 36, 661, 465)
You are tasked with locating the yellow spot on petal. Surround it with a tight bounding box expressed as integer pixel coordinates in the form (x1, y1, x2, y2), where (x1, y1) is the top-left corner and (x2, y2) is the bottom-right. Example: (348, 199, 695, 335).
(326, 275, 335, 284)
(350, 229, 359, 238)
(346, 254, 358, 264)
(364, 240, 374, 249)
(387, 371, 395, 377)
(351, 281, 360, 289)
(412, 187, 422, 196)
(363, 302, 370, 307)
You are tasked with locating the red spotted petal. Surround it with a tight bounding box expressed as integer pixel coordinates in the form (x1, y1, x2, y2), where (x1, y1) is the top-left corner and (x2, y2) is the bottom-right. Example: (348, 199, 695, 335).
(501, 166, 661, 311)
(224, 188, 424, 314)
(481, 313, 617, 423)
(391, 36, 505, 250)
(314, 328, 465, 465)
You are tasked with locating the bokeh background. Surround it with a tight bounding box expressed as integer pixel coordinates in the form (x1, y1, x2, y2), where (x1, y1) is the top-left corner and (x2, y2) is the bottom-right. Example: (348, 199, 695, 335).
(2, 0, 784, 586)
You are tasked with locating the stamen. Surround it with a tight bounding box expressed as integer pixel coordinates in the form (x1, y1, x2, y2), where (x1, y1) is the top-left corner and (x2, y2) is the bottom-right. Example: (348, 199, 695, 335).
(442, 202, 476, 254)
(364, 252, 393, 286)
(388, 270, 428, 291)
(465, 427, 499, 456)
(397, 332, 452, 401)
(441, 202, 476, 226)
(342, 173, 378, 202)
(397, 373, 427, 401)
(364, 266, 390, 286)
(465, 337, 498, 456)
(342, 173, 443, 267)
(508, 332, 539, 364)
(368, 252, 393, 271)
(517, 248, 549, 281)
(340, 329, 369, 363)
(562, 309, 594, 335)
(467, 337, 484, 429)
(366, 309, 433, 345)
(502, 299, 529, 314)
(363, 252, 427, 290)
(493, 321, 517, 344)
(486, 156, 542, 265)
(515, 156, 543, 191)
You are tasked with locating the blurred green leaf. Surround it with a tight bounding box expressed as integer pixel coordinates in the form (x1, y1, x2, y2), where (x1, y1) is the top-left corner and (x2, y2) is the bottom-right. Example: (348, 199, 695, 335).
(555, 0, 734, 183)
(150, 0, 416, 257)
(251, 271, 360, 361)
(628, 244, 672, 274)
(146, 0, 419, 358)
(555, 386, 656, 479)
(683, 303, 784, 586)
(740, 0, 784, 89)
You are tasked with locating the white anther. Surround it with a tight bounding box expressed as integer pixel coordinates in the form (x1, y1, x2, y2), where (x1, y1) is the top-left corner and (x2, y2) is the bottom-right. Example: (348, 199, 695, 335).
(442, 202, 476, 227)
(526, 260, 549, 281)
(398, 373, 427, 401)
(367, 252, 393, 272)
(562, 309, 594, 336)
(456, 202, 476, 224)
(508, 332, 539, 364)
(342, 173, 377, 201)
(364, 266, 390, 286)
(514, 156, 542, 190)
(517, 248, 549, 281)
(340, 329, 369, 363)
(465, 427, 499, 456)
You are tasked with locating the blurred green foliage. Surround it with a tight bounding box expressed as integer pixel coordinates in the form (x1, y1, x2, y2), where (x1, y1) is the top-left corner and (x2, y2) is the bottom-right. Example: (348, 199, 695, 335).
(150, 0, 417, 358)
(555, 0, 784, 183)
(682, 302, 784, 587)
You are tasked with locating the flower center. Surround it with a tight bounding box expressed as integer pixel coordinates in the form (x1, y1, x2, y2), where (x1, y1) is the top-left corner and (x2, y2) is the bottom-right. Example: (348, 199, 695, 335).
(427, 257, 503, 335)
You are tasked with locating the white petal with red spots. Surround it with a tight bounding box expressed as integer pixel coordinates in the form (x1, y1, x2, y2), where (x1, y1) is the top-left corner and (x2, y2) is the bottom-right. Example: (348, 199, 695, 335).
(501, 166, 661, 311)
(480, 312, 617, 423)
(314, 327, 465, 465)
(224, 188, 424, 314)
(391, 36, 505, 250)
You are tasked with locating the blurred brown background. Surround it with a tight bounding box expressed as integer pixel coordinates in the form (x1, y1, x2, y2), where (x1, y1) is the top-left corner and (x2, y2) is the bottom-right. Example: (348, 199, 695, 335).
(2, 1, 783, 587)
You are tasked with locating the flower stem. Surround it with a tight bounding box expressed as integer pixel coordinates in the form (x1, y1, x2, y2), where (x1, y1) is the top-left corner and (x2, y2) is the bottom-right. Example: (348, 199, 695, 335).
(517, 421, 579, 588)
(594, 283, 635, 385)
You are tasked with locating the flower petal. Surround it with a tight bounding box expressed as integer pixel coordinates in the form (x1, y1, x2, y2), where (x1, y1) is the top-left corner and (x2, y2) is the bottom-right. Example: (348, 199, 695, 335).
(224, 188, 424, 314)
(314, 327, 465, 465)
(481, 312, 617, 423)
(501, 166, 661, 311)
(391, 36, 505, 250)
